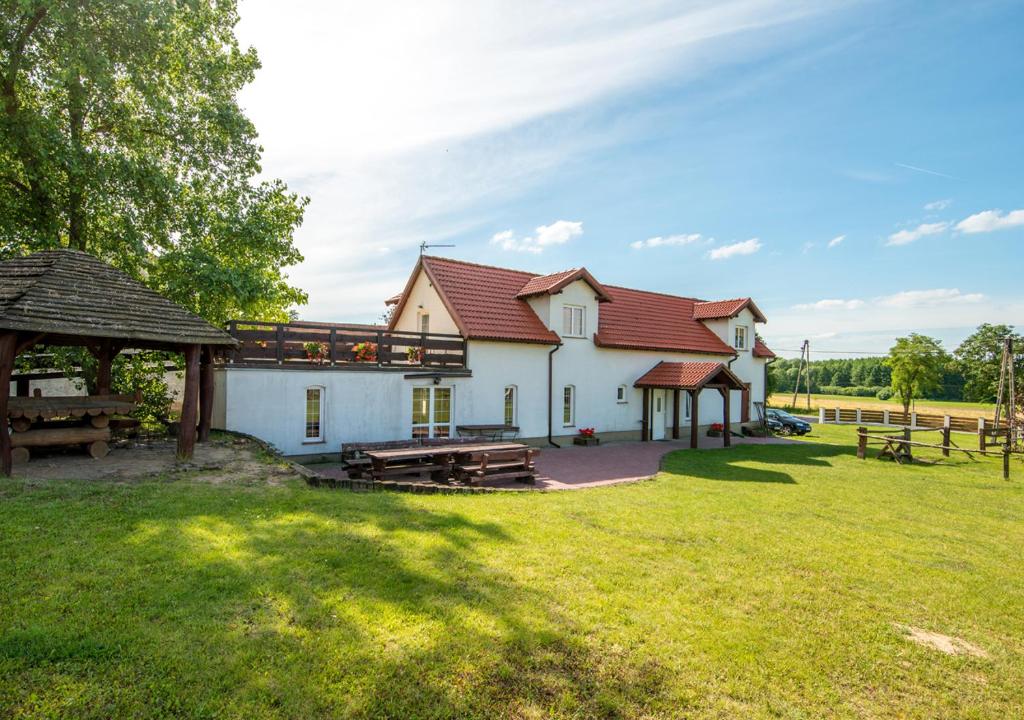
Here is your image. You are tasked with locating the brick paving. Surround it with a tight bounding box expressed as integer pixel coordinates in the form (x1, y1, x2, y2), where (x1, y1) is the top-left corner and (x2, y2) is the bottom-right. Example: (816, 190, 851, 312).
(529, 435, 795, 490)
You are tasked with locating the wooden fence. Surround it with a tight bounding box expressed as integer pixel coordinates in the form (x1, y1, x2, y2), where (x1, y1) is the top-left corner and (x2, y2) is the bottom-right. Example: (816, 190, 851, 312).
(817, 406, 1011, 450)
(856, 425, 1013, 480)
(226, 321, 468, 370)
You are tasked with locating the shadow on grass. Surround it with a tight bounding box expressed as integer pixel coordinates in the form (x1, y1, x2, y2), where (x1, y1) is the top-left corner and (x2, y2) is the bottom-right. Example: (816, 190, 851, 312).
(660, 441, 852, 485)
(0, 486, 670, 719)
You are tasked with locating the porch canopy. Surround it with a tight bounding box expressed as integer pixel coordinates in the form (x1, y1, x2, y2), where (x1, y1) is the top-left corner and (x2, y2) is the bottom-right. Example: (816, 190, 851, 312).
(0, 249, 237, 475)
(634, 361, 746, 447)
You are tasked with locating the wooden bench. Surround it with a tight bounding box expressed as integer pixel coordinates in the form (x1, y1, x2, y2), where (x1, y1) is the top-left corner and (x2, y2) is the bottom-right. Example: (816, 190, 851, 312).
(454, 447, 537, 486)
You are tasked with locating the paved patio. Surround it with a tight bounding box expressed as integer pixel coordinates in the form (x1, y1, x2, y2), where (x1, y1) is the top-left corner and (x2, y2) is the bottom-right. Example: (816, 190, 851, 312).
(530, 435, 795, 490)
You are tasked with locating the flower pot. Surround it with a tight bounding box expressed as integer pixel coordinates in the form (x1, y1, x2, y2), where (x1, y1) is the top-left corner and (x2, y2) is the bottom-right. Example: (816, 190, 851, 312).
(573, 436, 600, 446)
(706, 430, 722, 437)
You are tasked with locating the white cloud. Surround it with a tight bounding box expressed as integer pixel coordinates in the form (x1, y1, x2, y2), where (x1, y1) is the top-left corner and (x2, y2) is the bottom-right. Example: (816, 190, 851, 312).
(630, 233, 704, 250)
(924, 198, 951, 211)
(708, 238, 762, 260)
(767, 287, 1013, 356)
(230, 1, 844, 320)
(793, 298, 865, 311)
(801, 241, 815, 254)
(955, 208, 1024, 234)
(876, 288, 984, 308)
(827, 234, 845, 248)
(491, 220, 583, 254)
(886, 221, 948, 246)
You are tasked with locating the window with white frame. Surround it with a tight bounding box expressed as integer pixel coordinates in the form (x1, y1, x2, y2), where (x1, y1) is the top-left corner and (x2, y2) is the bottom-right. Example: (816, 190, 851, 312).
(562, 305, 585, 338)
(616, 384, 628, 403)
(562, 385, 575, 426)
(734, 325, 748, 350)
(304, 386, 324, 441)
(412, 386, 452, 439)
(504, 385, 517, 426)
(419, 312, 430, 334)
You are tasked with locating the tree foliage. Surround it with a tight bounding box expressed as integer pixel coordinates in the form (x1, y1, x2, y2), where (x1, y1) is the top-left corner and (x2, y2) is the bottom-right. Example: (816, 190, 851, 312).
(0, 0, 308, 325)
(954, 324, 1024, 403)
(884, 334, 948, 414)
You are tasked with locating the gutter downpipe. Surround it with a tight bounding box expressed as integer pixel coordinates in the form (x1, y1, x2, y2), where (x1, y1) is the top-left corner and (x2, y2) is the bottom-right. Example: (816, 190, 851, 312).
(547, 342, 563, 447)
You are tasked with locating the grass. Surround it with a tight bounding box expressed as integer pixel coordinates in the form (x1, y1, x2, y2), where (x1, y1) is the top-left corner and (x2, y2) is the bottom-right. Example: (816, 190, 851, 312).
(768, 392, 996, 418)
(2, 431, 1024, 719)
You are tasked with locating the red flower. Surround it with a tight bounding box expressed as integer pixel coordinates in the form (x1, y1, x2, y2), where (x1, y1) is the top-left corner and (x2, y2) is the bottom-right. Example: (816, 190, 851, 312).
(710, 423, 724, 431)
(578, 427, 595, 437)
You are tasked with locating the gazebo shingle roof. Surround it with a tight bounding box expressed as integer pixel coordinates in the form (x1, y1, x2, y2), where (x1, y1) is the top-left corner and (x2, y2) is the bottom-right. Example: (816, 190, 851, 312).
(0, 249, 236, 348)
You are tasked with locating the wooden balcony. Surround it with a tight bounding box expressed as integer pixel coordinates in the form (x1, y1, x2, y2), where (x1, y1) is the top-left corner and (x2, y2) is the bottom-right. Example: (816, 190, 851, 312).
(225, 321, 467, 370)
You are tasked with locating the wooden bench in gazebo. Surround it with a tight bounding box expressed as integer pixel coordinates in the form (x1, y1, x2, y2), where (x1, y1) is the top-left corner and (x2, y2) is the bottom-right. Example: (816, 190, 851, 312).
(0, 249, 239, 474)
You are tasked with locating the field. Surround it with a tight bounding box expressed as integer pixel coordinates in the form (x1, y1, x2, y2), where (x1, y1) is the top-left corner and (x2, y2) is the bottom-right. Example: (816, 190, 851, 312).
(2, 428, 1024, 718)
(768, 392, 996, 419)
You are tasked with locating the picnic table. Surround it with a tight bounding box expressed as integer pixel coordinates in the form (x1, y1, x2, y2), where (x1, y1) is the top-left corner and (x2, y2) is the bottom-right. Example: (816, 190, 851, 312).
(365, 442, 529, 482)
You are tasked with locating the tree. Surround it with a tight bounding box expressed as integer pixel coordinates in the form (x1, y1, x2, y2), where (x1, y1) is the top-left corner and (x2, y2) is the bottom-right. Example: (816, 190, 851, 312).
(884, 334, 948, 414)
(954, 324, 1024, 403)
(0, 0, 307, 325)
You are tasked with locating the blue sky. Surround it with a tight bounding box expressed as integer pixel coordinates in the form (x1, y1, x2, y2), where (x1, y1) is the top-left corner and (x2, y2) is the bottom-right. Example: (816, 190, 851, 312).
(237, 0, 1023, 357)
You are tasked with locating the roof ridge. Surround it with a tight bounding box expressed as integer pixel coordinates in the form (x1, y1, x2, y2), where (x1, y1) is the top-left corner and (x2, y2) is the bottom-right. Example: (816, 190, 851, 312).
(422, 255, 541, 278)
(603, 283, 703, 302)
(695, 297, 750, 304)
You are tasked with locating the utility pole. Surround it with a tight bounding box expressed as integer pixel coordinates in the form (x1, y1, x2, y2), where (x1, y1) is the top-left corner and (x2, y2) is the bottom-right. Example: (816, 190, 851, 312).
(791, 340, 811, 410)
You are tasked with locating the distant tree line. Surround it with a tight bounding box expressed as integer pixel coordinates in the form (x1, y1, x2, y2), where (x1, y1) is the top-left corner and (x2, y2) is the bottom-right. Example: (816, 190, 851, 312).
(769, 324, 1023, 410)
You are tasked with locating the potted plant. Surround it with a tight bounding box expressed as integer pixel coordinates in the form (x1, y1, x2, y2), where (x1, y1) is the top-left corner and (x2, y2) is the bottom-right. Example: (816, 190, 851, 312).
(406, 346, 424, 364)
(707, 422, 724, 437)
(352, 341, 377, 362)
(573, 427, 600, 446)
(303, 341, 329, 365)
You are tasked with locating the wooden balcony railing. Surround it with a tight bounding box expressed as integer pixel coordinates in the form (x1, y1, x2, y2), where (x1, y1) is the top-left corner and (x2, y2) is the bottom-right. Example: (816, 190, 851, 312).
(225, 321, 467, 369)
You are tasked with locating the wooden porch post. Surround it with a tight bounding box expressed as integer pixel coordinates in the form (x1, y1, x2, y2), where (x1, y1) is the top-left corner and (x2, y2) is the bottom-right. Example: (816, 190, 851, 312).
(0, 333, 16, 476)
(177, 344, 200, 460)
(95, 339, 114, 395)
(672, 389, 680, 440)
(689, 389, 699, 449)
(198, 346, 214, 443)
(641, 387, 650, 442)
(720, 387, 731, 447)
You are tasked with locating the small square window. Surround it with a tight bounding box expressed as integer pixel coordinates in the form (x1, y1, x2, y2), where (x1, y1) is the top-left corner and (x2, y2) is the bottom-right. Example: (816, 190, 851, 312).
(734, 325, 748, 350)
(616, 385, 627, 403)
(562, 305, 585, 338)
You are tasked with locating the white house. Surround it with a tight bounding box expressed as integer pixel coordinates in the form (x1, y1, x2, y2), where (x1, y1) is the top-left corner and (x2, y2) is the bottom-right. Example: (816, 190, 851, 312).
(212, 255, 776, 458)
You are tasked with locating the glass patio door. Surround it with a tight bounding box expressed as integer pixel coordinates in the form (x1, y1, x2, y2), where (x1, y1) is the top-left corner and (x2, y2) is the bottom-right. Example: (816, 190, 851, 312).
(411, 386, 452, 439)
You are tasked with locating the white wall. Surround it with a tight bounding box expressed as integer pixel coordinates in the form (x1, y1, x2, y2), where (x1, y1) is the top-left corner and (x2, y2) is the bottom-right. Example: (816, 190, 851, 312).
(391, 269, 459, 335)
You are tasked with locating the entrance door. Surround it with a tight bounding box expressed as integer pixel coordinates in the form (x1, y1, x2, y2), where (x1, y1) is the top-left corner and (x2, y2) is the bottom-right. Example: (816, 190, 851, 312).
(651, 390, 667, 440)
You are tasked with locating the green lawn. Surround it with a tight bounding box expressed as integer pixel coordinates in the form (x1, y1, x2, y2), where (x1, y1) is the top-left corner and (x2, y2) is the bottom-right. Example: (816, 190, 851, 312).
(2, 430, 1024, 719)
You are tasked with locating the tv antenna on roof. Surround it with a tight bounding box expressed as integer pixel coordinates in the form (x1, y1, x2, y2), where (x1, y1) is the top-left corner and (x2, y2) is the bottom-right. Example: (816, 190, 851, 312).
(420, 241, 456, 255)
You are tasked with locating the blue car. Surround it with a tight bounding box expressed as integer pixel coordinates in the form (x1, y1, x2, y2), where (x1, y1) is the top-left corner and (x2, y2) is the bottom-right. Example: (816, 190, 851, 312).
(766, 409, 812, 435)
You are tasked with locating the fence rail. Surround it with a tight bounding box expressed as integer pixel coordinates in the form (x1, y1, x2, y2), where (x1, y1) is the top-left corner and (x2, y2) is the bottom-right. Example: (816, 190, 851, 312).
(817, 406, 1011, 450)
(225, 321, 467, 370)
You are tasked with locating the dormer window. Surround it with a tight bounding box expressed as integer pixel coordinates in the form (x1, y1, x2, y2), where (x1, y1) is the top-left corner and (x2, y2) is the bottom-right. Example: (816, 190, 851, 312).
(562, 305, 585, 338)
(734, 325, 748, 350)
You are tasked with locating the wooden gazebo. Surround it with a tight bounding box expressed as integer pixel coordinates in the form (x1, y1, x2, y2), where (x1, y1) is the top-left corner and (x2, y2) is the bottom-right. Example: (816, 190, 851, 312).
(635, 361, 747, 447)
(0, 249, 238, 475)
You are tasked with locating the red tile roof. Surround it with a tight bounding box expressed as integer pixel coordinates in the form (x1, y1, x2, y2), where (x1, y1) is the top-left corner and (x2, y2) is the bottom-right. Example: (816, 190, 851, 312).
(693, 297, 767, 323)
(395, 256, 560, 344)
(634, 361, 746, 389)
(516, 267, 612, 302)
(753, 338, 776, 358)
(595, 286, 736, 355)
(388, 256, 760, 354)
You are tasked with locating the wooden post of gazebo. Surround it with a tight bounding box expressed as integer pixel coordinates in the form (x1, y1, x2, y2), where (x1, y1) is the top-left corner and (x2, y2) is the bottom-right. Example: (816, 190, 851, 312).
(689, 389, 699, 449)
(177, 344, 200, 460)
(672, 389, 681, 440)
(0, 333, 16, 476)
(198, 345, 214, 443)
(718, 387, 731, 447)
